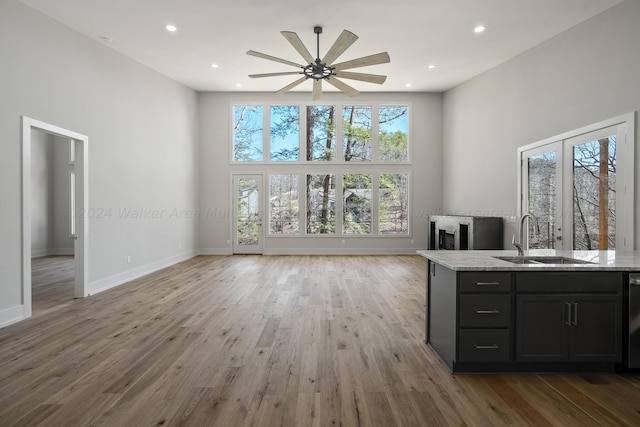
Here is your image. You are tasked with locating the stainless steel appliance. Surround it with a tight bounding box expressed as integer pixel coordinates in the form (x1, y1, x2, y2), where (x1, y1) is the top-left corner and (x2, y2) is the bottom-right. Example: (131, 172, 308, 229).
(629, 273, 640, 368)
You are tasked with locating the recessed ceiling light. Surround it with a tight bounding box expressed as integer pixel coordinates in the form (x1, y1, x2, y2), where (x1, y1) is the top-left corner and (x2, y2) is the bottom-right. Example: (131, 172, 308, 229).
(210, 63, 219, 69)
(236, 83, 242, 88)
(165, 24, 177, 32)
(428, 64, 436, 69)
(474, 25, 486, 33)
(405, 83, 412, 88)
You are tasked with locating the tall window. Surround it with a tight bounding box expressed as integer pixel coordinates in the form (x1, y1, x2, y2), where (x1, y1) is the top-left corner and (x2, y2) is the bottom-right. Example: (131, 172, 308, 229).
(343, 106, 372, 161)
(307, 106, 336, 161)
(232, 102, 412, 238)
(270, 106, 299, 161)
(306, 174, 335, 234)
(343, 173, 372, 234)
(379, 173, 409, 234)
(269, 174, 299, 234)
(379, 105, 409, 161)
(233, 106, 263, 161)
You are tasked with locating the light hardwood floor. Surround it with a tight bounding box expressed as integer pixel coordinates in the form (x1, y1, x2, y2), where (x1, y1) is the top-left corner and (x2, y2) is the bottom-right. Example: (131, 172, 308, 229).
(2, 255, 640, 426)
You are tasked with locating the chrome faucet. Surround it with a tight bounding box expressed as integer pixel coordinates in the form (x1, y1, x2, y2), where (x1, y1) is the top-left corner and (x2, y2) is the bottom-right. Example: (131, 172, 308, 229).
(512, 213, 540, 256)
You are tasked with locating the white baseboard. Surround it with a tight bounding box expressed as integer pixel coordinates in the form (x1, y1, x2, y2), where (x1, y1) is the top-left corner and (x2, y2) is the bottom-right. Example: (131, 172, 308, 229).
(198, 248, 233, 255)
(32, 248, 74, 258)
(87, 249, 198, 296)
(262, 247, 420, 255)
(0, 305, 26, 329)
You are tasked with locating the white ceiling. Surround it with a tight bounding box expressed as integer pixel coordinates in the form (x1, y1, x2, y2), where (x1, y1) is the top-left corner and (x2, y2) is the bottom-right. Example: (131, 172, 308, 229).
(19, 0, 622, 94)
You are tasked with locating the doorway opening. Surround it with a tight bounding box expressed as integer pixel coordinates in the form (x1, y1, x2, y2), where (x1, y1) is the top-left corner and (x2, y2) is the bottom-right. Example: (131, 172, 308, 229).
(22, 117, 89, 320)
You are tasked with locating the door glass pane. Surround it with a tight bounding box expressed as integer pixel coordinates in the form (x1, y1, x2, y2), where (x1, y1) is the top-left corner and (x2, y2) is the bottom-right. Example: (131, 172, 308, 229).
(306, 174, 335, 234)
(269, 174, 299, 234)
(343, 173, 372, 234)
(236, 177, 260, 245)
(527, 152, 556, 248)
(572, 136, 616, 249)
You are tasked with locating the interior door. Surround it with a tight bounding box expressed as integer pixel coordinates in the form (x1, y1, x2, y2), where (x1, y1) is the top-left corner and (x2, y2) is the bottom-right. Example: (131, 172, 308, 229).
(232, 174, 263, 254)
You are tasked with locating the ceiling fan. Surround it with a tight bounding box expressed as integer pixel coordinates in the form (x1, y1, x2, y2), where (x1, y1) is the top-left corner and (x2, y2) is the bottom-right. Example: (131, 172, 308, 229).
(247, 26, 390, 100)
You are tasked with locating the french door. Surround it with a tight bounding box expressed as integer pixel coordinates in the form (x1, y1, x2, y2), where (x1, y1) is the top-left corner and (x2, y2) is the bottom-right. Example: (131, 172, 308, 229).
(232, 174, 263, 254)
(519, 114, 634, 251)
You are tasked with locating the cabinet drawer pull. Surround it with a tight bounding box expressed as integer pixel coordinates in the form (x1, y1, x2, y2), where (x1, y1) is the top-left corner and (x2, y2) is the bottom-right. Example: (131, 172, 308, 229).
(565, 301, 572, 325)
(572, 302, 578, 326)
(475, 281, 501, 286)
(475, 309, 500, 314)
(474, 344, 499, 349)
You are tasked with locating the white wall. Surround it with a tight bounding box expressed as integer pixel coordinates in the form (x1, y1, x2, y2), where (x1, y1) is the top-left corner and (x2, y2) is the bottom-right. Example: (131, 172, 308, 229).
(0, 0, 199, 325)
(30, 131, 73, 257)
(30, 130, 55, 256)
(198, 92, 443, 254)
(442, 0, 640, 248)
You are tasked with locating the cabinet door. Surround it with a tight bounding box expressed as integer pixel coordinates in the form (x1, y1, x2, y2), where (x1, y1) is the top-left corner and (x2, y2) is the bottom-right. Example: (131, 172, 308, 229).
(516, 295, 569, 362)
(570, 295, 621, 362)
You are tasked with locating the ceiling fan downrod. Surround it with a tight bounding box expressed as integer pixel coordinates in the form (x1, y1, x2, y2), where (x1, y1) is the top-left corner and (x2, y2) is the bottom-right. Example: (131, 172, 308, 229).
(303, 26, 334, 81)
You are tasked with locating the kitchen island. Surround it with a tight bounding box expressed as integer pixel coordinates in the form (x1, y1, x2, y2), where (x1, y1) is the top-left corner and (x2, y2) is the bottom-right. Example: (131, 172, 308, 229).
(417, 249, 640, 373)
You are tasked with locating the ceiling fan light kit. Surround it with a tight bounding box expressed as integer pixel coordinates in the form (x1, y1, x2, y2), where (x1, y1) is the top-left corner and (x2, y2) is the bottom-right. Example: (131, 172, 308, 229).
(247, 26, 390, 100)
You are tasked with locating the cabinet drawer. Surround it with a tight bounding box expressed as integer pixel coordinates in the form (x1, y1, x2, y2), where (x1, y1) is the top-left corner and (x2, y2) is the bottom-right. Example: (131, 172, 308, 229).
(458, 329, 510, 362)
(459, 272, 511, 293)
(459, 295, 511, 327)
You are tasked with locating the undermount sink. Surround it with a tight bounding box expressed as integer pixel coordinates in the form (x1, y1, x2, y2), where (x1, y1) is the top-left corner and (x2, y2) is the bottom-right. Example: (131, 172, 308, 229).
(494, 256, 595, 265)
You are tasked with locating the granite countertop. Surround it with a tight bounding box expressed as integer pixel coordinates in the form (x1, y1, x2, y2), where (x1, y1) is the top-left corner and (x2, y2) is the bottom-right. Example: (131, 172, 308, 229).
(416, 249, 640, 271)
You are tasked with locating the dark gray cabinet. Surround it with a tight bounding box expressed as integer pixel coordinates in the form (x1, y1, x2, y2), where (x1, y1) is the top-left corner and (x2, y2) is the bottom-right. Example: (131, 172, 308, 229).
(515, 272, 622, 363)
(426, 263, 624, 372)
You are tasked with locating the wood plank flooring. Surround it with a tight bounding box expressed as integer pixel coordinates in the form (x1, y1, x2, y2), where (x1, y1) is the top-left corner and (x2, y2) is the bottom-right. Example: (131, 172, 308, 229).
(2, 255, 640, 426)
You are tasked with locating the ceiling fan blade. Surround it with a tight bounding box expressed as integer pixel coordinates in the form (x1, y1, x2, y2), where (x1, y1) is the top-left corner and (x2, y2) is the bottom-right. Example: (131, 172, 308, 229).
(246, 50, 303, 68)
(312, 80, 322, 100)
(334, 71, 386, 84)
(250, 71, 303, 78)
(281, 31, 315, 64)
(276, 77, 307, 94)
(331, 52, 390, 71)
(322, 30, 358, 65)
(325, 77, 359, 97)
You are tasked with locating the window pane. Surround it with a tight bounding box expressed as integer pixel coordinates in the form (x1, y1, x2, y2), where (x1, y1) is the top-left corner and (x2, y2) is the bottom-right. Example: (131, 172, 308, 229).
(306, 174, 335, 234)
(269, 174, 299, 234)
(343, 106, 372, 161)
(270, 106, 300, 161)
(343, 174, 372, 234)
(306, 106, 336, 161)
(573, 136, 616, 249)
(233, 106, 263, 161)
(379, 106, 408, 161)
(379, 173, 409, 234)
(528, 152, 557, 249)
